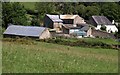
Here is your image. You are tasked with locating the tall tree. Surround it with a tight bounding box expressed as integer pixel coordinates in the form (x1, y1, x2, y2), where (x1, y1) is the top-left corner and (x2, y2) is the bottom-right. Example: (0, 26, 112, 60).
(62, 3, 74, 14)
(85, 6, 100, 19)
(76, 4, 86, 18)
(2, 2, 28, 28)
(35, 2, 56, 24)
(101, 3, 119, 21)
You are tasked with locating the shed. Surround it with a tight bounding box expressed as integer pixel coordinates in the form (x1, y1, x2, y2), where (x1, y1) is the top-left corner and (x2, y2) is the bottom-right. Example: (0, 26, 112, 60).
(3, 24, 51, 39)
(44, 14, 63, 32)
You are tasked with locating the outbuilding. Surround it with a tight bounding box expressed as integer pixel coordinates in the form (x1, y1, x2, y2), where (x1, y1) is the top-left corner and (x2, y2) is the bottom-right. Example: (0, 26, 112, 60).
(3, 24, 51, 39)
(62, 24, 91, 38)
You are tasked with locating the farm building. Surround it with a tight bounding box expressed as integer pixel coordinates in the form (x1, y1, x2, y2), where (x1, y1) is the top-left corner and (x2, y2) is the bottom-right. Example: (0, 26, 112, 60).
(44, 14, 86, 32)
(89, 16, 118, 33)
(60, 15, 86, 25)
(44, 14, 63, 32)
(62, 24, 92, 38)
(3, 24, 51, 39)
(91, 29, 115, 39)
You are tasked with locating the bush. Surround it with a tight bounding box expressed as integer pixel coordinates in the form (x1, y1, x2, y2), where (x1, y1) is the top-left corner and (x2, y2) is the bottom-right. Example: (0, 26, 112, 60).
(100, 25, 106, 31)
(3, 37, 35, 45)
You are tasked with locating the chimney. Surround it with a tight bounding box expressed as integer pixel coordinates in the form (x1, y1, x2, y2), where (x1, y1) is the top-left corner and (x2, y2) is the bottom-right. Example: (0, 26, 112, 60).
(112, 20, 115, 24)
(59, 14, 60, 19)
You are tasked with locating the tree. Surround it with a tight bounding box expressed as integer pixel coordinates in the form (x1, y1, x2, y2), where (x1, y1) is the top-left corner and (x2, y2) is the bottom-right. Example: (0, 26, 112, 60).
(62, 3, 74, 14)
(101, 3, 119, 21)
(31, 16, 39, 26)
(35, 2, 56, 24)
(100, 25, 106, 31)
(85, 6, 100, 20)
(75, 4, 86, 18)
(115, 24, 120, 38)
(35, 2, 56, 16)
(2, 2, 28, 28)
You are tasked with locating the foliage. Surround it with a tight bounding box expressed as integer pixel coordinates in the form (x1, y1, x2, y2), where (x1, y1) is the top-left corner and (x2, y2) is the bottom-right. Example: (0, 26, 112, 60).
(2, 2, 120, 28)
(31, 16, 40, 26)
(75, 4, 86, 17)
(2, 2, 28, 28)
(85, 6, 100, 19)
(34, 2, 120, 22)
(100, 25, 106, 31)
(35, 2, 56, 18)
(101, 3, 120, 21)
(20, 2, 36, 10)
(39, 38, 119, 50)
(115, 24, 120, 38)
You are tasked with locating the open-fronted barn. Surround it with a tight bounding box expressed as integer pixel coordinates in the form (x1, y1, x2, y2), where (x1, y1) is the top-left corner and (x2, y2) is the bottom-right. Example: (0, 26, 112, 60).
(44, 14, 63, 32)
(3, 24, 51, 39)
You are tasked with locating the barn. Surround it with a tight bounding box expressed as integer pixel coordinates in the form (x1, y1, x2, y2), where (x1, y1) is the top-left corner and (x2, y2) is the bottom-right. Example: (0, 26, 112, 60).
(3, 24, 51, 39)
(44, 14, 63, 32)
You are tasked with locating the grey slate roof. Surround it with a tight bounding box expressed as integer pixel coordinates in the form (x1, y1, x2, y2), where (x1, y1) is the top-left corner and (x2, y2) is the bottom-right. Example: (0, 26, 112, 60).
(63, 24, 82, 29)
(81, 25, 90, 31)
(46, 14, 63, 22)
(92, 16, 112, 25)
(3, 25, 46, 37)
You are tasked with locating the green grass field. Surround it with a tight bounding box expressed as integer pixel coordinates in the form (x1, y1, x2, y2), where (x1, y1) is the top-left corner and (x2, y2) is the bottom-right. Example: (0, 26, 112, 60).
(20, 2, 36, 10)
(2, 39, 118, 73)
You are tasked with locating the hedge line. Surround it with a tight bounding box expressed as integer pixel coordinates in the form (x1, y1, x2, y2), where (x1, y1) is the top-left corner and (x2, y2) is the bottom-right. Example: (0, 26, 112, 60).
(2, 37, 119, 50)
(39, 38, 119, 50)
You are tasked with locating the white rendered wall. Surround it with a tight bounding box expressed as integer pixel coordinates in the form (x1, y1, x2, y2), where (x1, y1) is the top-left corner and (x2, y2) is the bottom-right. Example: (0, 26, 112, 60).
(95, 25, 118, 33)
(105, 25, 118, 33)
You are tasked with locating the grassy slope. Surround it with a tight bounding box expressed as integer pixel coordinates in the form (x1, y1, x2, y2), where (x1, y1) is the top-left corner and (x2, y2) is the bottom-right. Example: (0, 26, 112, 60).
(20, 2, 36, 10)
(2, 40, 118, 73)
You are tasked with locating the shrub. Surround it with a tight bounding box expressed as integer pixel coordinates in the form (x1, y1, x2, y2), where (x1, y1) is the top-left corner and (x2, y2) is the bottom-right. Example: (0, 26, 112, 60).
(100, 25, 106, 31)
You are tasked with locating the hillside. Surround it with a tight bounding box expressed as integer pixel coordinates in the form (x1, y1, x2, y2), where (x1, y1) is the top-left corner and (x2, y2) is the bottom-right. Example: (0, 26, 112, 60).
(21, 2, 36, 10)
(2, 39, 118, 73)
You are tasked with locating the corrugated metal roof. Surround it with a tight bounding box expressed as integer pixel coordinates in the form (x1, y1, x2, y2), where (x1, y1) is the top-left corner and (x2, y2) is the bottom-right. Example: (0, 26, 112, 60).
(3, 25, 46, 37)
(92, 16, 112, 25)
(46, 14, 63, 22)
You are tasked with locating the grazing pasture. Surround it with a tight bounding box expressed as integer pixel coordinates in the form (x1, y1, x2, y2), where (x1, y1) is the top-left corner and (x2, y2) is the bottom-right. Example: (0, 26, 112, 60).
(21, 2, 36, 10)
(2, 38, 118, 73)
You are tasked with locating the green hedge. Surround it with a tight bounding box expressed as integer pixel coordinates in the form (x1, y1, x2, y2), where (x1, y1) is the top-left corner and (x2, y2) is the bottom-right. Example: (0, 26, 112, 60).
(39, 38, 118, 50)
